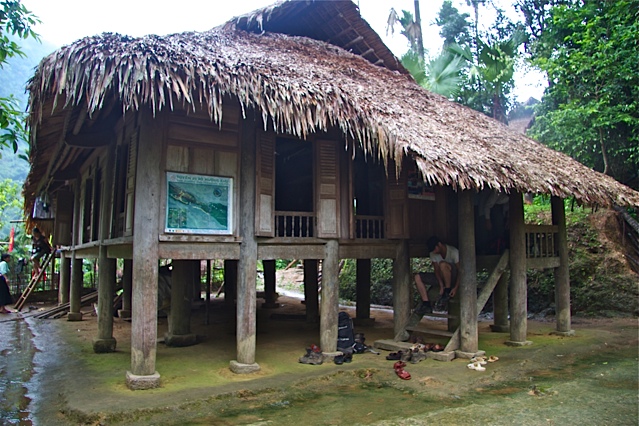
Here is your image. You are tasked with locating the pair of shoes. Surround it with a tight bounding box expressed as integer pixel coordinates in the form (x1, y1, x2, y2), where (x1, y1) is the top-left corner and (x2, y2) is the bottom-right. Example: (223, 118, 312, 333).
(334, 352, 353, 365)
(414, 301, 433, 316)
(394, 361, 411, 380)
(467, 361, 486, 372)
(299, 346, 324, 365)
(431, 344, 444, 352)
(487, 355, 499, 362)
(410, 347, 427, 364)
(470, 356, 487, 365)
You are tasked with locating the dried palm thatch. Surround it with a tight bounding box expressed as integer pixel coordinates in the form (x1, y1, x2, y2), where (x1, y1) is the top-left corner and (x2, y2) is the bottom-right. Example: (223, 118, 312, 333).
(24, 2, 639, 214)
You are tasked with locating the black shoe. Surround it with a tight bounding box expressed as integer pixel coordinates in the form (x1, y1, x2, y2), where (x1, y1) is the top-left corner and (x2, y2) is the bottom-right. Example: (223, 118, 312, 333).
(415, 301, 433, 316)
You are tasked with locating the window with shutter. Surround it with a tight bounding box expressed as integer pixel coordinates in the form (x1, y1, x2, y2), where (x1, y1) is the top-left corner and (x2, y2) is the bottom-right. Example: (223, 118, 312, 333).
(255, 131, 275, 237)
(315, 139, 340, 238)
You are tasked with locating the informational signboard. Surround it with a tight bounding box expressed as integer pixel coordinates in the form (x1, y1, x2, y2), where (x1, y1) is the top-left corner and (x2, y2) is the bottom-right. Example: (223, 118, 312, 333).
(165, 172, 233, 234)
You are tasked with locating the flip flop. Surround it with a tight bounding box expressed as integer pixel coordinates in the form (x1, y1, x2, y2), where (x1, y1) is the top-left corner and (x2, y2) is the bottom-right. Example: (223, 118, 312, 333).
(488, 355, 499, 362)
(386, 352, 401, 360)
(393, 361, 407, 370)
(471, 357, 487, 365)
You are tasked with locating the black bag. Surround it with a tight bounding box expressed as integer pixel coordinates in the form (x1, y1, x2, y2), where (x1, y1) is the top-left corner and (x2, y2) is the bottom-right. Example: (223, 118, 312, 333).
(337, 311, 355, 352)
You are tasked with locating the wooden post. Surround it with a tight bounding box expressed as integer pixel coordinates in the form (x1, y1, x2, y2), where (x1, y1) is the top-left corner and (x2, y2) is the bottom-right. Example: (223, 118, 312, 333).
(490, 271, 510, 332)
(58, 251, 70, 305)
(68, 180, 83, 322)
(506, 192, 531, 345)
(458, 190, 478, 354)
(355, 259, 372, 322)
(126, 110, 162, 390)
(320, 239, 339, 354)
(94, 145, 117, 353)
(262, 260, 279, 308)
(551, 196, 574, 336)
(230, 114, 260, 374)
(392, 240, 410, 339)
(165, 260, 196, 346)
(223, 260, 237, 306)
(303, 259, 319, 323)
(119, 259, 132, 319)
(205, 260, 211, 325)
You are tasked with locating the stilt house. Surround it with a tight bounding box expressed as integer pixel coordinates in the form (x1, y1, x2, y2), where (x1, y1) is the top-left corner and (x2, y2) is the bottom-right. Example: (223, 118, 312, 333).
(23, 0, 639, 389)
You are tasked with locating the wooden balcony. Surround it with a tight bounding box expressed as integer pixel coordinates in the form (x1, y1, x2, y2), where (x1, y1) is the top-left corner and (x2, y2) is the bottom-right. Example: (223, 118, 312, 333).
(355, 215, 385, 239)
(274, 211, 314, 238)
(524, 224, 560, 269)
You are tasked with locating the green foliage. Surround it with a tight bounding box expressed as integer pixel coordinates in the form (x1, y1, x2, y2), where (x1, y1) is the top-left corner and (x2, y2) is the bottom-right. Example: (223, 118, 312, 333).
(0, 0, 39, 155)
(0, 177, 21, 235)
(526, 0, 639, 188)
(339, 259, 394, 306)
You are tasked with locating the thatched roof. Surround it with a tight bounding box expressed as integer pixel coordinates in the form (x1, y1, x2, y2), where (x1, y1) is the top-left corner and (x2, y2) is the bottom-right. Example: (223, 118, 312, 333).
(24, 0, 639, 213)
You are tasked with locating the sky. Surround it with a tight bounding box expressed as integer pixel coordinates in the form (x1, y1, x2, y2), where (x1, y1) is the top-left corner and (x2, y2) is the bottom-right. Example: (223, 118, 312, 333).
(20, 0, 545, 102)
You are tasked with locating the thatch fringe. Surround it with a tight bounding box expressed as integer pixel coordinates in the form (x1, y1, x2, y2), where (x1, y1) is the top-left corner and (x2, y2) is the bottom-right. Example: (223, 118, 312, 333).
(25, 26, 639, 208)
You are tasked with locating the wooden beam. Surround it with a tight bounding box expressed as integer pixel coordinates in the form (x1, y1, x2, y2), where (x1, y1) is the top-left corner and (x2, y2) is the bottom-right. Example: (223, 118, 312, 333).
(458, 190, 478, 353)
(320, 240, 340, 353)
(392, 240, 411, 339)
(356, 259, 371, 320)
(508, 192, 529, 344)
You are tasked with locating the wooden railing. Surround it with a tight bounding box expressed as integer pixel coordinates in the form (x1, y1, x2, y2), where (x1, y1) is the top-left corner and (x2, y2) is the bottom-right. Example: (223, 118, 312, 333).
(524, 224, 558, 258)
(274, 211, 315, 238)
(355, 215, 385, 239)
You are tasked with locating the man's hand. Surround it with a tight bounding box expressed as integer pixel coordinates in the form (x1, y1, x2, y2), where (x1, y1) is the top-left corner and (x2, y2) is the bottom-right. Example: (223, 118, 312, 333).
(450, 287, 457, 297)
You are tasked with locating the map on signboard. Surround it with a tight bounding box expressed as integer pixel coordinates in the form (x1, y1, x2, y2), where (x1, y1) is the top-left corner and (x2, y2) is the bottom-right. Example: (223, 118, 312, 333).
(165, 172, 233, 234)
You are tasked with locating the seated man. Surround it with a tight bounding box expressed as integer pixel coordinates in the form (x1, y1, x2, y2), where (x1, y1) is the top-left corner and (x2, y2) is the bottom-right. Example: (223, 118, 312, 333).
(414, 236, 460, 314)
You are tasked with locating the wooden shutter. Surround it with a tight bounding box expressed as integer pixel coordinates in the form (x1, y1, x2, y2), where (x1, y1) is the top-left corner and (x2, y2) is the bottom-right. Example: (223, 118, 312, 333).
(315, 139, 340, 238)
(53, 190, 74, 246)
(255, 130, 275, 237)
(385, 163, 408, 239)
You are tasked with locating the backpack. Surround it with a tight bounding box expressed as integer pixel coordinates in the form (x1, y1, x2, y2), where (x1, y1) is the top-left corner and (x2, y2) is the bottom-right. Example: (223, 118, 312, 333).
(337, 311, 355, 352)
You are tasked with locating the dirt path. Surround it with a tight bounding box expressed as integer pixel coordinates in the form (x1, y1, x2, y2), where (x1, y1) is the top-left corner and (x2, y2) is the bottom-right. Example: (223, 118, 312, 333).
(8, 295, 635, 425)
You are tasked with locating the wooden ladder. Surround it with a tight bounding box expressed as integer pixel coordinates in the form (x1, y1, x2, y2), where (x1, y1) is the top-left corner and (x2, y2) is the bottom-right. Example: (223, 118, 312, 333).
(14, 253, 54, 312)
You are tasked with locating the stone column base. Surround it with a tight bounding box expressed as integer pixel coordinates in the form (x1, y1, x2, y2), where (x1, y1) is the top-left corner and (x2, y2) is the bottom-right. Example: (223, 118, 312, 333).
(505, 340, 533, 347)
(118, 309, 132, 319)
(92, 338, 117, 353)
(126, 371, 161, 390)
(67, 312, 83, 321)
(490, 324, 510, 332)
(261, 302, 280, 309)
(229, 360, 260, 374)
(550, 329, 575, 337)
(455, 349, 486, 359)
(164, 333, 197, 347)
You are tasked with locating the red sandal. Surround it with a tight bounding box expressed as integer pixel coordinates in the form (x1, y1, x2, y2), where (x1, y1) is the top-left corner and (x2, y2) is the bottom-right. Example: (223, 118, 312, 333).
(393, 361, 411, 380)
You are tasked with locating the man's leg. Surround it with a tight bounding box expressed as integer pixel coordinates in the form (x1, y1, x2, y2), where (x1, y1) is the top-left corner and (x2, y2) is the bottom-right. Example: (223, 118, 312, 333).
(413, 274, 433, 315)
(436, 263, 453, 308)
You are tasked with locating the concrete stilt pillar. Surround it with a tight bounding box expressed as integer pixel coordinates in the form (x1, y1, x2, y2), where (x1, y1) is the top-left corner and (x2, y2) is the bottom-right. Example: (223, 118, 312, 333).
(506, 192, 532, 346)
(118, 259, 132, 319)
(262, 260, 279, 308)
(68, 254, 83, 321)
(93, 255, 117, 353)
(303, 259, 319, 323)
(490, 271, 510, 332)
(392, 240, 411, 340)
(320, 240, 339, 354)
(58, 252, 70, 305)
(458, 190, 478, 354)
(165, 260, 197, 347)
(355, 259, 372, 325)
(551, 196, 574, 336)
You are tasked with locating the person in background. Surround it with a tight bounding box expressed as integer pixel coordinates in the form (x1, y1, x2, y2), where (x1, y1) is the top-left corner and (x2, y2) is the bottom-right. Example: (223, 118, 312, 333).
(0, 253, 13, 313)
(31, 227, 52, 277)
(413, 236, 460, 314)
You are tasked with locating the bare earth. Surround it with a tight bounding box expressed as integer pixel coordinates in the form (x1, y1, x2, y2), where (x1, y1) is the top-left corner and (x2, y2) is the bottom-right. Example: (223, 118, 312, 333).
(12, 286, 638, 426)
